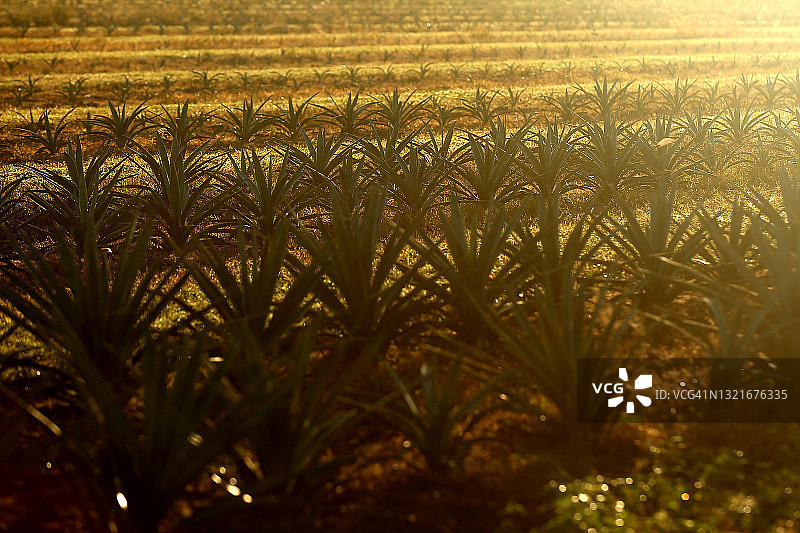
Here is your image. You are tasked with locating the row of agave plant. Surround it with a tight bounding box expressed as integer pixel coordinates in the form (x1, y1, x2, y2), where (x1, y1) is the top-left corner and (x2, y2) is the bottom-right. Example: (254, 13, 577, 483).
(10, 73, 800, 157)
(5, 57, 795, 106)
(2, 84, 800, 531)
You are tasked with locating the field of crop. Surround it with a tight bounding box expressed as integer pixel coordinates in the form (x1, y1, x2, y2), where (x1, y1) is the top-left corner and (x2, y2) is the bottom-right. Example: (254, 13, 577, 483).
(4, 1, 800, 532)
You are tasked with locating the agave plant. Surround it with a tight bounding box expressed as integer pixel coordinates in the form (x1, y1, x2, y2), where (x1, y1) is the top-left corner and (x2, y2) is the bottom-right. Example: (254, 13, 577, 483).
(698, 81, 727, 111)
(781, 70, 800, 107)
(316, 91, 375, 135)
(378, 139, 450, 224)
(449, 121, 525, 205)
(26, 138, 126, 255)
(15, 74, 42, 100)
(690, 128, 747, 186)
(577, 77, 632, 119)
(66, 334, 279, 533)
(410, 200, 532, 342)
(502, 86, 528, 112)
(189, 220, 321, 370)
(489, 277, 636, 424)
(424, 97, 464, 131)
(770, 115, 800, 170)
(343, 64, 362, 85)
(577, 114, 643, 202)
(218, 97, 274, 148)
(222, 148, 317, 240)
(637, 115, 695, 187)
(745, 132, 780, 179)
(358, 118, 420, 177)
(192, 70, 225, 94)
(732, 167, 800, 356)
(295, 190, 435, 352)
(514, 195, 601, 302)
(132, 136, 229, 249)
(658, 78, 698, 116)
(57, 77, 88, 106)
(629, 83, 656, 118)
(324, 147, 377, 218)
(514, 119, 578, 202)
(677, 106, 716, 145)
(235, 71, 263, 91)
(14, 108, 74, 156)
(695, 295, 767, 360)
(757, 75, 785, 110)
(372, 88, 429, 136)
(179, 324, 380, 523)
(152, 100, 212, 147)
(543, 87, 588, 121)
(599, 179, 707, 309)
(273, 95, 319, 141)
(287, 127, 349, 181)
(109, 75, 140, 101)
(0, 223, 188, 386)
(375, 353, 498, 473)
(697, 196, 754, 286)
(87, 100, 154, 151)
(716, 100, 768, 147)
(457, 88, 508, 128)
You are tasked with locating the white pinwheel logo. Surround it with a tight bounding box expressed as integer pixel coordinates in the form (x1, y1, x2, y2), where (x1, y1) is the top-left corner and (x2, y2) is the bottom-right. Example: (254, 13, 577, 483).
(608, 368, 652, 413)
